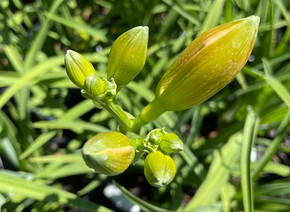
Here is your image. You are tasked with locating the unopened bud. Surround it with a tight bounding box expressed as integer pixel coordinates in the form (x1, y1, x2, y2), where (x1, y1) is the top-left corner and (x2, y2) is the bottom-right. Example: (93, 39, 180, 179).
(107, 26, 149, 88)
(82, 132, 135, 176)
(64, 50, 96, 88)
(144, 151, 176, 187)
(160, 133, 183, 153)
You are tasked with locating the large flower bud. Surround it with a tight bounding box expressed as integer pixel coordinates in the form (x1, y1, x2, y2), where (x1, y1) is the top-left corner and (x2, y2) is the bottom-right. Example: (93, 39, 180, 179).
(135, 16, 259, 125)
(64, 50, 96, 88)
(144, 151, 176, 187)
(107, 26, 149, 88)
(82, 132, 135, 176)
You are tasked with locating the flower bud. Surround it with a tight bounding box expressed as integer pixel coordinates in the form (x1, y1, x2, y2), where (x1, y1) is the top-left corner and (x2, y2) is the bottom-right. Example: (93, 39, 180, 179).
(147, 129, 165, 145)
(160, 133, 183, 153)
(82, 132, 135, 176)
(107, 26, 149, 88)
(144, 151, 176, 187)
(135, 16, 259, 125)
(64, 50, 96, 88)
(84, 73, 104, 97)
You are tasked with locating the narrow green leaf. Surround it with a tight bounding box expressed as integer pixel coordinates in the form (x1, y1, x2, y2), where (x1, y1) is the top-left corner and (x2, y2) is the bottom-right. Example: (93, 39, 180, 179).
(0, 171, 112, 212)
(259, 20, 288, 32)
(198, 0, 225, 34)
(179, 145, 206, 179)
(264, 76, 290, 109)
(32, 120, 108, 133)
(113, 181, 174, 212)
(240, 107, 259, 212)
(252, 110, 290, 181)
(3, 45, 24, 73)
(185, 133, 242, 210)
(36, 162, 92, 179)
(262, 58, 272, 76)
(162, 0, 200, 26)
(262, 162, 290, 177)
(19, 131, 57, 160)
(29, 154, 83, 163)
(241, 0, 250, 11)
(0, 138, 19, 167)
(221, 183, 236, 212)
(61, 99, 95, 121)
(0, 71, 19, 86)
(271, 0, 290, 23)
(43, 12, 107, 42)
(0, 56, 63, 109)
(24, 0, 63, 69)
(78, 176, 107, 196)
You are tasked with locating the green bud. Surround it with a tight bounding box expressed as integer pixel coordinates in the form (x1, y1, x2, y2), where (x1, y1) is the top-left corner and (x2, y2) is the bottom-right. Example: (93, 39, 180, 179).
(156, 16, 259, 111)
(144, 151, 176, 187)
(97, 78, 117, 101)
(160, 133, 183, 153)
(84, 73, 104, 97)
(135, 16, 259, 125)
(147, 129, 165, 145)
(107, 26, 149, 88)
(64, 50, 96, 88)
(82, 132, 135, 176)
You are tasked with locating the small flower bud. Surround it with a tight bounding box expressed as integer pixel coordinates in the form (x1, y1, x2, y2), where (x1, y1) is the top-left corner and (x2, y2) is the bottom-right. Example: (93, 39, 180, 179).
(97, 78, 117, 101)
(64, 50, 96, 88)
(144, 151, 176, 187)
(82, 132, 135, 176)
(147, 129, 165, 145)
(160, 133, 183, 153)
(84, 73, 104, 97)
(107, 26, 149, 88)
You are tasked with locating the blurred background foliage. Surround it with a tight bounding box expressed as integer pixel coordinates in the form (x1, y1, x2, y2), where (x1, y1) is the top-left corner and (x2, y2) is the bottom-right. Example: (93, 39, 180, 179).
(0, 0, 289, 211)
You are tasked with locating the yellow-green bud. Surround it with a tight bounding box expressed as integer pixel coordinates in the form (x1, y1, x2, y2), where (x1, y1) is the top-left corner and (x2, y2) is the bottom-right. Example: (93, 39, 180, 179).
(155, 16, 259, 111)
(84, 73, 104, 97)
(64, 50, 96, 88)
(160, 133, 183, 153)
(144, 151, 176, 187)
(107, 26, 149, 88)
(148, 129, 165, 145)
(135, 16, 259, 125)
(82, 132, 135, 176)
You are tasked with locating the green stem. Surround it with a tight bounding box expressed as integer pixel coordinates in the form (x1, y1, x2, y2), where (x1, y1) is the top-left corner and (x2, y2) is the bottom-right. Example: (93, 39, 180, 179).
(131, 98, 167, 131)
(101, 98, 167, 133)
(103, 100, 133, 132)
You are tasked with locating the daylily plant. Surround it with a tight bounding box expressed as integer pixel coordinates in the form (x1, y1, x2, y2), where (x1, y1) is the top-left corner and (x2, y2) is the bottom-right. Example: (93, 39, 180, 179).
(64, 16, 259, 187)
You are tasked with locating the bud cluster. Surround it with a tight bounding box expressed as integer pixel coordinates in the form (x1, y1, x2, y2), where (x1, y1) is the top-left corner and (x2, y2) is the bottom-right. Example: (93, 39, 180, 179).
(64, 16, 259, 187)
(134, 128, 183, 187)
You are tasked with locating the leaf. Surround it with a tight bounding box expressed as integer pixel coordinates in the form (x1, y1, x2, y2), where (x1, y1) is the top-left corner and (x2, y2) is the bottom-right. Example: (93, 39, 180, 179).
(43, 12, 107, 42)
(0, 56, 63, 109)
(185, 133, 242, 210)
(162, 0, 200, 26)
(252, 110, 290, 181)
(0, 171, 112, 212)
(3, 45, 24, 73)
(240, 107, 259, 212)
(24, 0, 63, 69)
(19, 131, 57, 160)
(113, 181, 174, 212)
(198, 0, 225, 34)
(271, 0, 290, 23)
(264, 76, 290, 109)
(32, 120, 109, 133)
(29, 154, 83, 163)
